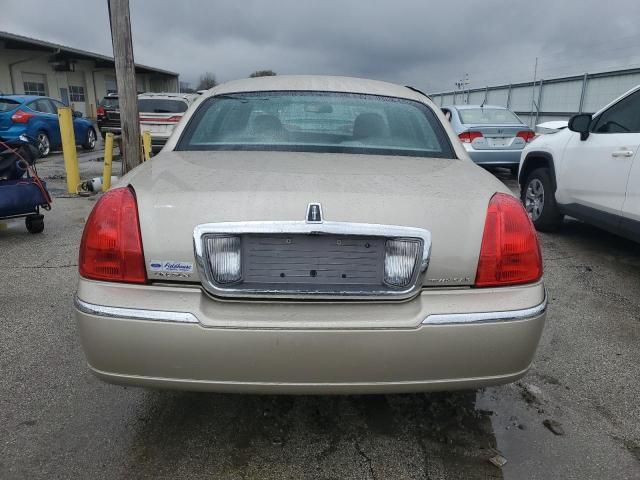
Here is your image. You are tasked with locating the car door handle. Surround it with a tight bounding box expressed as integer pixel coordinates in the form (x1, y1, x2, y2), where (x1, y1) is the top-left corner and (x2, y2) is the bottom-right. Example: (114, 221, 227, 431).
(611, 150, 635, 158)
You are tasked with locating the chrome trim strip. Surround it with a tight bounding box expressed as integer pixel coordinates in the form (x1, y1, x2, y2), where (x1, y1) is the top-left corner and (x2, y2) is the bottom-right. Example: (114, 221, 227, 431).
(74, 297, 199, 324)
(193, 221, 432, 300)
(422, 293, 547, 325)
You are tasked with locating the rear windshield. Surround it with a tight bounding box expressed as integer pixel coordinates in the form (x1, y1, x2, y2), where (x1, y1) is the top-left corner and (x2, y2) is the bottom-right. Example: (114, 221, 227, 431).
(458, 108, 522, 125)
(100, 97, 119, 109)
(138, 98, 188, 114)
(177, 91, 454, 158)
(0, 99, 19, 112)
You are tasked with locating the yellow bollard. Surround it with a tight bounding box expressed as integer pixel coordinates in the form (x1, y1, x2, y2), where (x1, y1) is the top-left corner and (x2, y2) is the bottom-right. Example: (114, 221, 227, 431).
(103, 133, 114, 192)
(57, 107, 80, 193)
(142, 131, 152, 162)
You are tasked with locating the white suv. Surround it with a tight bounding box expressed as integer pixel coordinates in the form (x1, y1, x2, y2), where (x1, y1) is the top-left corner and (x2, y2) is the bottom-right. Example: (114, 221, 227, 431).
(138, 93, 199, 151)
(519, 85, 640, 241)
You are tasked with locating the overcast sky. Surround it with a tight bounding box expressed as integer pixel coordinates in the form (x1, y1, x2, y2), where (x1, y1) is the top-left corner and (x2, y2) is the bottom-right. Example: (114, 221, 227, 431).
(2, 0, 640, 92)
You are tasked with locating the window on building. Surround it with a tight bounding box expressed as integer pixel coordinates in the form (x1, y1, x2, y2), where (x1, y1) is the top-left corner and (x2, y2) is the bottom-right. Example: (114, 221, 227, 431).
(24, 81, 47, 96)
(22, 73, 47, 96)
(105, 75, 117, 94)
(69, 85, 85, 102)
(24, 82, 47, 97)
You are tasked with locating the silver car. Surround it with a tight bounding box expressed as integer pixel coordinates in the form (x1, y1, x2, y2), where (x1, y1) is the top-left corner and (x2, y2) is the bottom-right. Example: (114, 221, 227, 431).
(75, 76, 546, 394)
(442, 105, 535, 174)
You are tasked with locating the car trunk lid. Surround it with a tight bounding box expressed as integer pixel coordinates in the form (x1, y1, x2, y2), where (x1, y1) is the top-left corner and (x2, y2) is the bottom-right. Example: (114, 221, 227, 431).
(126, 151, 509, 290)
(463, 124, 529, 150)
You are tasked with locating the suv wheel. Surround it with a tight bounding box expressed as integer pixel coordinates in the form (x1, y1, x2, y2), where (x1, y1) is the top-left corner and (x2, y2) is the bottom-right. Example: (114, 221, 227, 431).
(521, 168, 563, 231)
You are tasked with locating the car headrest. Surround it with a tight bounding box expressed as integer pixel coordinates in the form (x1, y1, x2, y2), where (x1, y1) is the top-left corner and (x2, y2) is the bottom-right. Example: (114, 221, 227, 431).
(352, 112, 387, 140)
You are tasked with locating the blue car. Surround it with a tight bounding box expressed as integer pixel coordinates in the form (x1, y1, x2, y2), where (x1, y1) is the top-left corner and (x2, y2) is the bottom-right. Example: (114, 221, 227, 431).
(0, 95, 97, 157)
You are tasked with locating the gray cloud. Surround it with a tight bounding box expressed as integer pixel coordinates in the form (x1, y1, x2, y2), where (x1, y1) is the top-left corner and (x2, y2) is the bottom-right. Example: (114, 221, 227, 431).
(1, 0, 639, 92)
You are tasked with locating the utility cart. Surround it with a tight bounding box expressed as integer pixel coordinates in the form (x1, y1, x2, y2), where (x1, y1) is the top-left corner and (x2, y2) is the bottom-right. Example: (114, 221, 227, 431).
(0, 136, 51, 233)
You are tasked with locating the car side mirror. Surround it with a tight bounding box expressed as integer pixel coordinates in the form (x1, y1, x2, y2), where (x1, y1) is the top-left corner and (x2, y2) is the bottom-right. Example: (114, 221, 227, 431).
(568, 114, 591, 141)
(72, 110, 83, 118)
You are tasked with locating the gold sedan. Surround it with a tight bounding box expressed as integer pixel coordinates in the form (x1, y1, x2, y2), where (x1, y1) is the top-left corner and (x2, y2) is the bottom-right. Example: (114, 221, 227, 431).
(75, 75, 545, 394)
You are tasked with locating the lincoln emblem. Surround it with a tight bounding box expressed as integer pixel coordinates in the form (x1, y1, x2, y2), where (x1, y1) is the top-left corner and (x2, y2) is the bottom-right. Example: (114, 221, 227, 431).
(306, 203, 323, 223)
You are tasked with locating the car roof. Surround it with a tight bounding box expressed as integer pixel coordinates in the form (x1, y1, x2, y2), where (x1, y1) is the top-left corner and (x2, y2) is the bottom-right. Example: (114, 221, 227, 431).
(445, 105, 509, 110)
(138, 92, 196, 100)
(202, 75, 432, 104)
(0, 95, 43, 103)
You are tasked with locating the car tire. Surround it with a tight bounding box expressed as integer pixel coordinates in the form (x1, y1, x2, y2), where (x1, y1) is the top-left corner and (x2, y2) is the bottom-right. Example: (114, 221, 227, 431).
(36, 131, 50, 157)
(25, 215, 44, 234)
(82, 128, 97, 150)
(521, 168, 563, 232)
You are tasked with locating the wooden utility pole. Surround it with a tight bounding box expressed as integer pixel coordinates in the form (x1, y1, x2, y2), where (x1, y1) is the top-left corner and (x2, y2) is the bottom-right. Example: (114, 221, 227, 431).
(108, 0, 141, 173)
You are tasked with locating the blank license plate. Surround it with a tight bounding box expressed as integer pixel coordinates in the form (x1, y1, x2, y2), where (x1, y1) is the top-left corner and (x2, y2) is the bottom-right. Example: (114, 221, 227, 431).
(488, 137, 511, 147)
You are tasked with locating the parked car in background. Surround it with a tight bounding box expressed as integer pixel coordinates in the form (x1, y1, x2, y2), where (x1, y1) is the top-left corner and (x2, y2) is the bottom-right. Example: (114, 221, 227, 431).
(0, 95, 96, 157)
(75, 75, 546, 394)
(96, 93, 120, 138)
(138, 92, 198, 151)
(442, 105, 535, 175)
(519, 85, 640, 241)
(535, 120, 568, 134)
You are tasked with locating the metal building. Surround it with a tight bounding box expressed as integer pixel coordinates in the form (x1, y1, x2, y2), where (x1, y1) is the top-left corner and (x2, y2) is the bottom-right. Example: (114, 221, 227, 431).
(0, 31, 179, 119)
(430, 67, 640, 127)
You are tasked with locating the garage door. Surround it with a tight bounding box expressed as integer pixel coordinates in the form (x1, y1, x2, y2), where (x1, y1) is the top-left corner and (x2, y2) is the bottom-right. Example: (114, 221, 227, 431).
(67, 73, 87, 116)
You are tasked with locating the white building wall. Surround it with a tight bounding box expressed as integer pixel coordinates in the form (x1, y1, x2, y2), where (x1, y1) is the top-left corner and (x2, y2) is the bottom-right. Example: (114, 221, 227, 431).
(486, 89, 508, 106)
(0, 45, 178, 118)
(582, 72, 640, 112)
(540, 80, 583, 112)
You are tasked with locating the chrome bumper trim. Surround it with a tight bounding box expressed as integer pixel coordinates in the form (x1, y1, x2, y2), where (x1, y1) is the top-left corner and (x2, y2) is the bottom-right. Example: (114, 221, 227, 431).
(76, 292, 546, 328)
(422, 292, 547, 325)
(74, 296, 198, 324)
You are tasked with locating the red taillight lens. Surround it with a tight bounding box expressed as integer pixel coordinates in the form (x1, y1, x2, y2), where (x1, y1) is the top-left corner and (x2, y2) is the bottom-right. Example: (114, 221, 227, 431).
(475, 193, 542, 287)
(96, 106, 106, 117)
(11, 109, 34, 124)
(79, 187, 147, 284)
(516, 130, 535, 142)
(458, 131, 483, 143)
(166, 115, 182, 123)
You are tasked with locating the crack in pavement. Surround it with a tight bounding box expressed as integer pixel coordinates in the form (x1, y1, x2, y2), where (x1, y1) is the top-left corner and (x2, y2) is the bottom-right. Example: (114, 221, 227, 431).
(355, 438, 375, 480)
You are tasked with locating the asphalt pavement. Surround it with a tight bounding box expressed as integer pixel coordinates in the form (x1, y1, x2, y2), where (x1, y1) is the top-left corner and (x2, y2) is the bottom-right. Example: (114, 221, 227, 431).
(1, 161, 638, 479)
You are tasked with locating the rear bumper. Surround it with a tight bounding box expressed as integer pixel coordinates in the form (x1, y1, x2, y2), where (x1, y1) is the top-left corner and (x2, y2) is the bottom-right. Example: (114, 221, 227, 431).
(74, 281, 546, 394)
(150, 137, 168, 148)
(464, 146, 523, 166)
(0, 124, 28, 141)
(98, 126, 121, 134)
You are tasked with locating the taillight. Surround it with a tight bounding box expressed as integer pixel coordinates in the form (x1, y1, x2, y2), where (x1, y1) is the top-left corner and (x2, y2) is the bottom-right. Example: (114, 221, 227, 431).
(475, 193, 542, 287)
(458, 131, 483, 143)
(516, 130, 535, 142)
(79, 187, 147, 284)
(11, 109, 34, 124)
(96, 106, 106, 117)
(166, 115, 182, 123)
